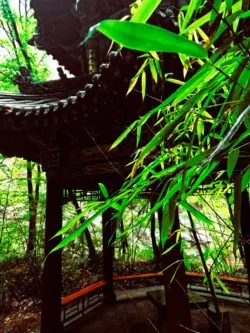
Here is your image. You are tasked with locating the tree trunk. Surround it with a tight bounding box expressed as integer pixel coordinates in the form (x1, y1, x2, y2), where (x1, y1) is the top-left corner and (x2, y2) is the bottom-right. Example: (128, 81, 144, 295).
(150, 200, 160, 260)
(26, 162, 41, 256)
(120, 218, 128, 256)
(158, 207, 163, 255)
(102, 208, 116, 303)
(225, 192, 246, 267)
(71, 195, 96, 261)
(1, 0, 32, 70)
(161, 207, 192, 333)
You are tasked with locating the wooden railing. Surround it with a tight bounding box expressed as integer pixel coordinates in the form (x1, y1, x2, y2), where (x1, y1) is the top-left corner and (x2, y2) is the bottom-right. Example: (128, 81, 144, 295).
(61, 279, 106, 327)
(185, 271, 249, 286)
(113, 272, 163, 281)
(61, 272, 249, 327)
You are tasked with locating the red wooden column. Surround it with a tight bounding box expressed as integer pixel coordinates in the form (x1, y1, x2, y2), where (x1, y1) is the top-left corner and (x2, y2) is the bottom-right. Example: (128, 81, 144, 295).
(102, 207, 116, 303)
(41, 171, 63, 333)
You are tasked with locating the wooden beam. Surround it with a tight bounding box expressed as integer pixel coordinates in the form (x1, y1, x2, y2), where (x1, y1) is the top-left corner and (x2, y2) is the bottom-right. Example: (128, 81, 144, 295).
(40, 171, 63, 333)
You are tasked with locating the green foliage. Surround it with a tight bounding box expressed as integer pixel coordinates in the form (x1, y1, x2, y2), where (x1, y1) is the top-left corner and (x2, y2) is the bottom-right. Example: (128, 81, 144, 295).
(94, 20, 208, 58)
(0, 0, 50, 91)
(55, 0, 250, 283)
(0, 157, 46, 261)
(130, 0, 161, 23)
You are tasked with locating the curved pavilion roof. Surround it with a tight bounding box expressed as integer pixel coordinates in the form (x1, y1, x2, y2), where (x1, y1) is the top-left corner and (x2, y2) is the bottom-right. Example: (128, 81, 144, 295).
(0, 50, 151, 189)
(0, 0, 176, 190)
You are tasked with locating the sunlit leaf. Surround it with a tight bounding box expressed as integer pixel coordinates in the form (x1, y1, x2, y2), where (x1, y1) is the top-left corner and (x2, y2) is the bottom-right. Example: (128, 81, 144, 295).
(52, 202, 100, 238)
(162, 241, 180, 255)
(149, 59, 158, 83)
(130, 0, 161, 23)
(141, 71, 146, 100)
(51, 204, 109, 253)
(181, 0, 203, 32)
(96, 20, 208, 58)
(110, 120, 138, 150)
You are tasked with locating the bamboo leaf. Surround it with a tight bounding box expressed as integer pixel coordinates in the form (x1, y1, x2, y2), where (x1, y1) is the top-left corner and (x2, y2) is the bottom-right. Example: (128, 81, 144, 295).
(52, 202, 100, 238)
(98, 182, 109, 199)
(182, 1, 241, 33)
(181, 0, 202, 31)
(136, 124, 142, 147)
(96, 20, 208, 58)
(187, 161, 219, 197)
(225, 0, 233, 10)
(161, 194, 177, 248)
(214, 275, 230, 294)
(162, 241, 180, 255)
(204, 248, 210, 261)
(127, 76, 140, 95)
(210, 0, 222, 25)
(131, 0, 161, 23)
(184, 258, 192, 270)
(210, 11, 243, 45)
(241, 166, 250, 191)
(231, 130, 250, 150)
(180, 201, 213, 225)
(110, 120, 138, 150)
(232, 0, 242, 32)
(227, 148, 239, 178)
(141, 70, 146, 100)
(149, 59, 158, 83)
(51, 205, 109, 253)
(166, 78, 185, 85)
(238, 10, 250, 18)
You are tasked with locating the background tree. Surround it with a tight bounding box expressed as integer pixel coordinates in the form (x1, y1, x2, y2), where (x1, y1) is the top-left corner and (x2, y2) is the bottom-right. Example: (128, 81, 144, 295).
(0, 0, 49, 91)
(0, 0, 50, 257)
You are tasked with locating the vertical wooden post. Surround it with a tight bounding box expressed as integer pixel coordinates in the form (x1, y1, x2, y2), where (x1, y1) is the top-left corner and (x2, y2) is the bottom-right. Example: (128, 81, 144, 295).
(240, 189, 250, 300)
(161, 207, 192, 333)
(102, 207, 116, 303)
(41, 171, 63, 333)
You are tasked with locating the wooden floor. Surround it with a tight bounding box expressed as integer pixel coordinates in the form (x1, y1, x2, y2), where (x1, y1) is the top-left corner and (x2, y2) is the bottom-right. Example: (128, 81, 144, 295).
(65, 288, 250, 333)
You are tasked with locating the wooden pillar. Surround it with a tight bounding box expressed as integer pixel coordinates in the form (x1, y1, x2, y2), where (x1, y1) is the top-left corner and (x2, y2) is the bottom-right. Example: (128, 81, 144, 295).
(41, 171, 63, 333)
(161, 207, 192, 333)
(240, 189, 250, 299)
(102, 207, 116, 303)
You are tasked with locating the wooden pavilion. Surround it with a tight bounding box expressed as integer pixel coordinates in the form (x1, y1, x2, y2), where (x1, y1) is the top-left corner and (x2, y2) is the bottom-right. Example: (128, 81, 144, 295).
(0, 1, 249, 333)
(0, 1, 187, 332)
